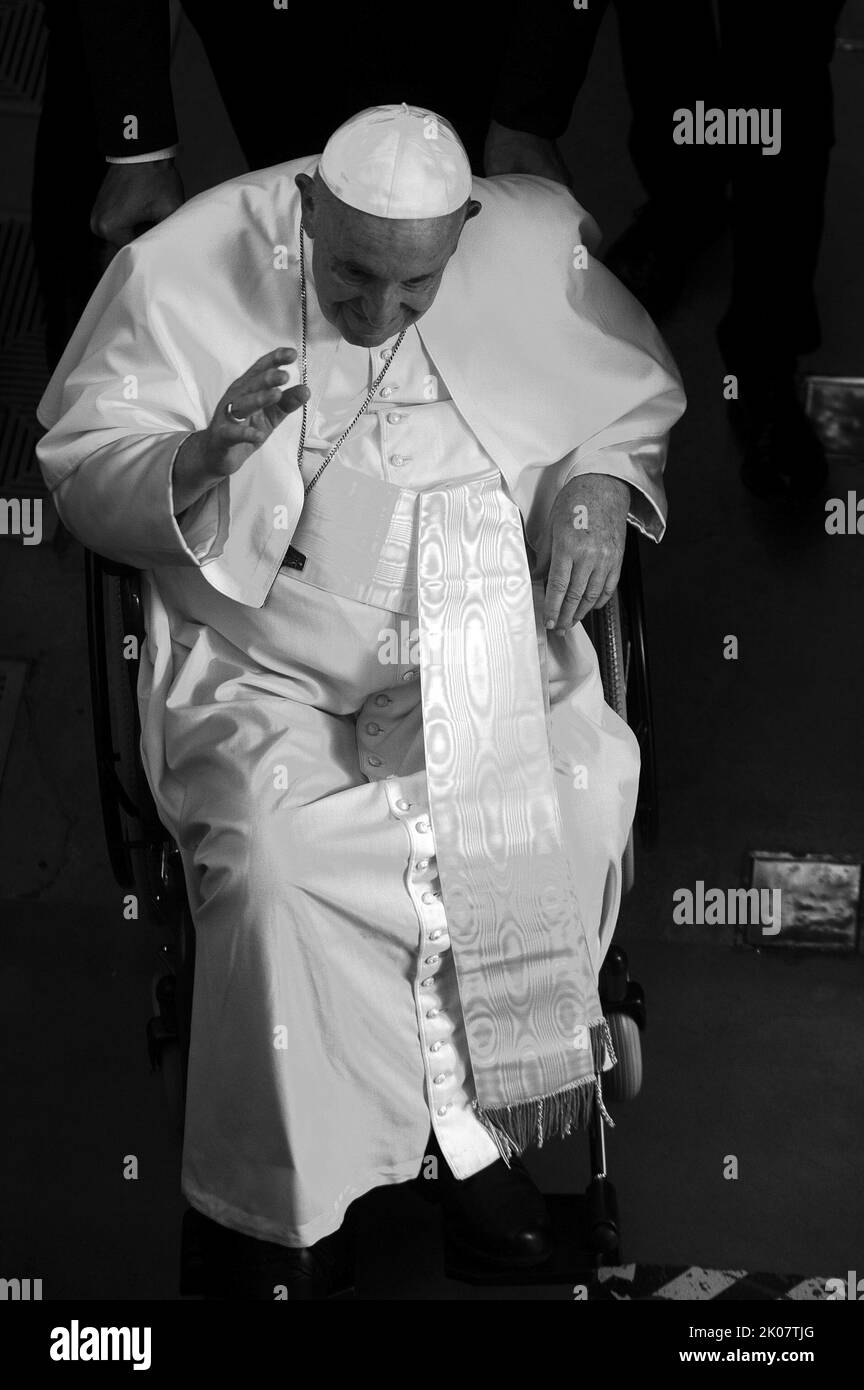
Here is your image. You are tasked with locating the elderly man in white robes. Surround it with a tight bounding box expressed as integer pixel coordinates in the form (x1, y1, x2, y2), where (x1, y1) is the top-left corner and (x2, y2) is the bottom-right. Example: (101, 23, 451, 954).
(37, 104, 685, 1298)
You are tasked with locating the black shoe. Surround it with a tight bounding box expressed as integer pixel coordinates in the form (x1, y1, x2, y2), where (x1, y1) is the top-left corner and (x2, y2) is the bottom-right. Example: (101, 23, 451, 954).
(727, 374, 828, 501)
(430, 1135, 554, 1269)
(197, 1212, 355, 1301)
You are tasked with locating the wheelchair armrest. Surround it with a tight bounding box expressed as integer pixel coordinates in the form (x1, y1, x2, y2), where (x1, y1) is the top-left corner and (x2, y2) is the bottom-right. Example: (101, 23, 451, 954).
(85, 548, 170, 891)
(585, 528, 659, 850)
(92, 553, 141, 580)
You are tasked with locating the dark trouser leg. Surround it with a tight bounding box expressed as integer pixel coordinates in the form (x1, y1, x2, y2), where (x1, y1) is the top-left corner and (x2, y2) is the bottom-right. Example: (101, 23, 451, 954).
(616, 0, 727, 216)
(31, 0, 109, 369)
(717, 0, 845, 371)
(187, 1207, 356, 1301)
(605, 0, 727, 312)
(715, 0, 845, 498)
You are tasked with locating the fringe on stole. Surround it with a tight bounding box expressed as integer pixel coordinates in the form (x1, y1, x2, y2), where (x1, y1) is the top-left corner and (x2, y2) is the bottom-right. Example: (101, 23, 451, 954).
(471, 1019, 617, 1165)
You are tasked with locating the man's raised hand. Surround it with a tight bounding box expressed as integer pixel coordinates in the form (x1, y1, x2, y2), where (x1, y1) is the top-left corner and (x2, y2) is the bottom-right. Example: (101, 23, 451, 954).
(172, 348, 309, 516)
(204, 348, 310, 478)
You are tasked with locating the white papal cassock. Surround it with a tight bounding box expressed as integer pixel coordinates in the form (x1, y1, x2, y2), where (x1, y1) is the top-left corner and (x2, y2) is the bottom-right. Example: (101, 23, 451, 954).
(36, 161, 686, 1248)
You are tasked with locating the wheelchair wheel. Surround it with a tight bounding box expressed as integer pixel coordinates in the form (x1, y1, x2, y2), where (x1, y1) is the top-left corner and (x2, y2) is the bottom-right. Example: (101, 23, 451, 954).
(590, 590, 626, 723)
(621, 829, 635, 896)
(159, 1040, 185, 1137)
(86, 551, 188, 936)
(147, 974, 186, 1137)
(583, 528, 658, 862)
(604, 1011, 643, 1102)
(619, 530, 658, 849)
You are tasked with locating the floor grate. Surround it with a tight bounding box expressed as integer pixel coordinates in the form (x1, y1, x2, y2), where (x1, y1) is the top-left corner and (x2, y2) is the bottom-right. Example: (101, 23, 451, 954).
(0, 0, 47, 111)
(592, 1263, 834, 1301)
(0, 218, 48, 494)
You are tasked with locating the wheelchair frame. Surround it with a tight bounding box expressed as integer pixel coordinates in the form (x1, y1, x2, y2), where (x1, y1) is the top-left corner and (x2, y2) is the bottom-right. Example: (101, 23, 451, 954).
(84, 524, 657, 1268)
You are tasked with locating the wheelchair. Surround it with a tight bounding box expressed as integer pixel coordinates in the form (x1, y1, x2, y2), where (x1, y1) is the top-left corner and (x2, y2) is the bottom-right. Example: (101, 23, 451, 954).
(84, 526, 655, 1277)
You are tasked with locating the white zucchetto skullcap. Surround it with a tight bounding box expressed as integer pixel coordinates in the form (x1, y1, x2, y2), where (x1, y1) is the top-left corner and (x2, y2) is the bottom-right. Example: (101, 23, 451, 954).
(318, 103, 472, 219)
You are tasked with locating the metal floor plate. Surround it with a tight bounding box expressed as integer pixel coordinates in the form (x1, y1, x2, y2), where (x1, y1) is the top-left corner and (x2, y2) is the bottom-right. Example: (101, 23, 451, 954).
(744, 849, 863, 952)
(804, 375, 864, 463)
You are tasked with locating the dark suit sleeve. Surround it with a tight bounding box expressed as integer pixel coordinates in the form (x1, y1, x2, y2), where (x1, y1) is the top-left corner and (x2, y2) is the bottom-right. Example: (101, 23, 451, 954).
(75, 0, 178, 157)
(491, 0, 612, 140)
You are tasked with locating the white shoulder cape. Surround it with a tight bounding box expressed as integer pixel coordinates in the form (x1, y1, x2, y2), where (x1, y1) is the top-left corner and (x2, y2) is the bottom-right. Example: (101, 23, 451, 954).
(37, 157, 685, 607)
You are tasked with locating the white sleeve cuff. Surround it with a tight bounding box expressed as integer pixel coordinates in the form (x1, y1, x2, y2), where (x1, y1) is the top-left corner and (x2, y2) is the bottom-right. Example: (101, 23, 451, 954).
(106, 146, 179, 165)
(48, 431, 229, 570)
(169, 439, 230, 563)
(559, 439, 669, 543)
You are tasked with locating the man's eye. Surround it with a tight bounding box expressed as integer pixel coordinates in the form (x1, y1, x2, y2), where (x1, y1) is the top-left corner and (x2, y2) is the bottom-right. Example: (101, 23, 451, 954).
(337, 266, 432, 288)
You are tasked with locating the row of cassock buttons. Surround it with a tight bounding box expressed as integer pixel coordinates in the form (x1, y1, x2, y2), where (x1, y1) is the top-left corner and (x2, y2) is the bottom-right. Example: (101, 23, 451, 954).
(404, 799, 453, 1115)
(361, 691, 454, 1113)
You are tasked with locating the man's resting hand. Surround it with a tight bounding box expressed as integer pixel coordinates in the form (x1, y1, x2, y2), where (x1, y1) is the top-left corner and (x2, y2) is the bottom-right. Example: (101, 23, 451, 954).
(531, 473, 631, 632)
(483, 121, 573, 189)
(90, 160, 185, 249)
(172, 348, 310, 515)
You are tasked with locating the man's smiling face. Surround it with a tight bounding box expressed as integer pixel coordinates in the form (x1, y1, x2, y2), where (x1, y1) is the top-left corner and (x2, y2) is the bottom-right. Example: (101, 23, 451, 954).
(296, 171, 480, 348)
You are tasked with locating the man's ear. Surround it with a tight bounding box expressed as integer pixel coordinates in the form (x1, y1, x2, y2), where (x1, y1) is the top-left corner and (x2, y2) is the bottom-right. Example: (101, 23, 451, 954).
(295, 173, 316, 234)
(452, 198, 482, 252)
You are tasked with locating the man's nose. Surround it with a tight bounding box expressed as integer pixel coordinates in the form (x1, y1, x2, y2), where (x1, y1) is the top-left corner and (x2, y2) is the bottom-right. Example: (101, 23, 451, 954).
(360, 284, 402, 328)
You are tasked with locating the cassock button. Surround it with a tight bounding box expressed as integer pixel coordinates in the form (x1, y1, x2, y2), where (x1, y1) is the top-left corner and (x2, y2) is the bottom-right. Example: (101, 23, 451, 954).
(387, 412, 402, 425)
(424, 955, 440, 965)
(429, 1041, 443, 1053)
(379, 386, 393, 398)
(420, 978, 434, 988)
(436, 1105, 449, 1116)
(374, 694, 390, 706)
(416, 819, 430, 833)
(433, 1073, 448, 1085)
(396, 798, 411, 811)
(390, 454, 405, 467)
(367, 755, 382, 766)
(416, 859, 430, 871)
(429, 928, 443, 940)
(365, 722, 381, 735)
(426, 1008, 441, 1018)
(402, 670, 417, 681)
(422, 892, 437, 904)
